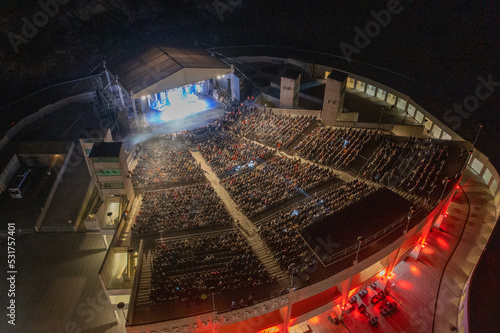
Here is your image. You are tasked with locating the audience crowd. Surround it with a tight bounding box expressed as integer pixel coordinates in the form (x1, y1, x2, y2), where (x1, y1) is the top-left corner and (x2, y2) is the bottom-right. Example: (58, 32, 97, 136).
(293, 127, 381, 170)
(197, 131, 276, 176)
(220, 156, 336, 216)
(150, 232, 274, 303)
(259, 180, 375, 272)
(232, 109, 315, 149)
(132, 134, 204, 188)
(187, 106, 251, 141)
(361, 139, 448, 195)
(132, 184, 232, 235)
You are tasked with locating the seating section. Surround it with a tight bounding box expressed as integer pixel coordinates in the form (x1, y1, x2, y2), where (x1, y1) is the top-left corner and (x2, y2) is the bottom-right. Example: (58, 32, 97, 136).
(220, 156, 336, 216)
(188, 106, 246, 141)
(293, 127, 381, 170)
(232, 109, 315, 149)
(361, 139, 448, 195)
(150, 232, 274, 303)
(132, 184, 232, 235)
(132, 134, 204, 188)
(197, 131, 276, 176)
(259, 180, 375, 271)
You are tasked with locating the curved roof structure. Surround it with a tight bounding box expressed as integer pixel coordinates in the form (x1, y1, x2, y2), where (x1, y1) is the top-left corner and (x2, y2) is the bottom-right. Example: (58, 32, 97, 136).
(111, 46, 232, 99)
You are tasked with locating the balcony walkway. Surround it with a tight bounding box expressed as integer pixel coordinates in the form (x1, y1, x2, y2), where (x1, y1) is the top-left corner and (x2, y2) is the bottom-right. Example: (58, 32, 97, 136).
(286, 166, 497, 333)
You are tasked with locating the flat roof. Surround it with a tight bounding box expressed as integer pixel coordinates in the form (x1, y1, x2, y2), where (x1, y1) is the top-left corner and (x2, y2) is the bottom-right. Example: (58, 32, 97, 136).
(328, 69, 348, 82)
(282, 69, 301, 80)
(89, 142, 122, 158)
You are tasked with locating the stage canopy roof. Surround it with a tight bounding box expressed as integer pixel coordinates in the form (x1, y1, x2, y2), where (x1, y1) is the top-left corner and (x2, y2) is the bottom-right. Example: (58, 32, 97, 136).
(112, 46, 232, 99)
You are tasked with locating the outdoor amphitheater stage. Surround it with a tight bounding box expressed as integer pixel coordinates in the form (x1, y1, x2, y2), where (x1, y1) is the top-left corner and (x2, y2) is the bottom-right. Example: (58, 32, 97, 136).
(144, 95, 219, 127)
(301, 188, 417, 264)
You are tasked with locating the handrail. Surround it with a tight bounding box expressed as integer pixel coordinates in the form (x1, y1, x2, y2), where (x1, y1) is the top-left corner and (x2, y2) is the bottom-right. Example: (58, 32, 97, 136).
(254, 180, 346, 226)
(319, 209, 425, 266)
(127, 239, 144, 326)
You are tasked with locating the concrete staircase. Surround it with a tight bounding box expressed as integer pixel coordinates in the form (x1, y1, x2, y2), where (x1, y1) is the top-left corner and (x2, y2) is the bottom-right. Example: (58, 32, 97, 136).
(190, 150, 288, 281)
(135, 253, 152, 308)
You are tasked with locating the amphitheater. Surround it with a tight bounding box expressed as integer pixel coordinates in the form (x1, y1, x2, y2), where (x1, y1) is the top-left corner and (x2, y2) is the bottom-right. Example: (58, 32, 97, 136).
(1, 46, 498, 333)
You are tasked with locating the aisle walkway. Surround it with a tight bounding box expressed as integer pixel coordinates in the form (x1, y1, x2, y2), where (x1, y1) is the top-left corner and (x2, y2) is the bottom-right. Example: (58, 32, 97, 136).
(190, 150, 288, 281)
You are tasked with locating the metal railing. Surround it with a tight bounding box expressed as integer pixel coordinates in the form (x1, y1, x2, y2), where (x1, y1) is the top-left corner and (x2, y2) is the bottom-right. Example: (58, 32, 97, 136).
(306, 208, 425, 266)
(254, 180, 348, 226)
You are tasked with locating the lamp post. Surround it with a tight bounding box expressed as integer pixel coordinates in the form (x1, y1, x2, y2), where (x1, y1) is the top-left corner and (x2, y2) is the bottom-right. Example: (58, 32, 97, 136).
(209, 286, 216, 310)
(353, 236, 364, 265)
(460, 124, 483, 176)
(472, 123, 484, 148)
(107, 212, 113, 227)
(404, 206, 415, 234)
(288, 263, 297, 290)
(437, 177, 450, 205)
(117, 302, 127, 325)
(378, 106, 385, 129)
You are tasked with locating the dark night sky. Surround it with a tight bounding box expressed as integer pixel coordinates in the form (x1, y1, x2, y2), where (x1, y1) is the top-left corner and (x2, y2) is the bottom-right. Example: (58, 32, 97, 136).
(0, 0, 499, 166)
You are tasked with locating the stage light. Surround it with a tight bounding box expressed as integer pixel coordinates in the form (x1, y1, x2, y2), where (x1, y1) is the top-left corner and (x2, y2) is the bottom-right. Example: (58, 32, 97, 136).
(217, 75, 222, 79)
(141, 96, 146, 100)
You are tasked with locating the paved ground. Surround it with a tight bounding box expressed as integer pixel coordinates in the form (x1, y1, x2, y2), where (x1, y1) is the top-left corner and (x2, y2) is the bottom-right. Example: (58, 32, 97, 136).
(0, 233, 125, 333)
(0, 167, 56, 231)
(42, 144, 92, 229)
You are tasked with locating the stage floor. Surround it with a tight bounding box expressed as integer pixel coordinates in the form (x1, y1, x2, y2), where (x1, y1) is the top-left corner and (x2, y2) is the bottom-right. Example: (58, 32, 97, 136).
(145, 96, 218, 126)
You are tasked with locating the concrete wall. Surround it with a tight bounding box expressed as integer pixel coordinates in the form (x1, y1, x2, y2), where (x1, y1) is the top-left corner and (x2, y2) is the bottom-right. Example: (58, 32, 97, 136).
(280, 75, 301, 108)
(0, 154, 20, 194)
(257, 106, 321, 118)
(322, 76, 346, 125)
(0, 92, 95, 152)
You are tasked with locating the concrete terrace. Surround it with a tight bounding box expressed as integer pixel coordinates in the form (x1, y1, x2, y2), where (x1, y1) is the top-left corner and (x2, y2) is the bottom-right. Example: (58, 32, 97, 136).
(285, 167, 497, 333)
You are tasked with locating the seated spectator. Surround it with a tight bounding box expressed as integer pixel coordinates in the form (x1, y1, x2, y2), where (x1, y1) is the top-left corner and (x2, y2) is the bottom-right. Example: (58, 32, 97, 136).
(132, 133, 204, 188)
(361, 139, 448, 195)
(293, 126, 381, 170)
(231, 109, 315, 149)
(149, 232, 275, 304)
(132, 184, 233, 235)
(259, 180, 375, 271)
(220, 156, 336, 216)
(197, 131, 275, 176)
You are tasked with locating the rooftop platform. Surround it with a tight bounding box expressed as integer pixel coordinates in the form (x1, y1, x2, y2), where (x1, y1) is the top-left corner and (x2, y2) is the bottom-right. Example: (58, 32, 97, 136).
(89, 142, 123, 158)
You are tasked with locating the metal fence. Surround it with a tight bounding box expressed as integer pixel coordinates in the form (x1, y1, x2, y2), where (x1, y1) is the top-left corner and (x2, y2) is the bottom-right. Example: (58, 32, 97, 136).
(303, 208, 426, 267)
